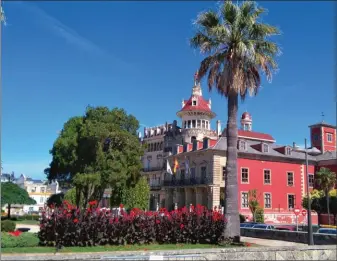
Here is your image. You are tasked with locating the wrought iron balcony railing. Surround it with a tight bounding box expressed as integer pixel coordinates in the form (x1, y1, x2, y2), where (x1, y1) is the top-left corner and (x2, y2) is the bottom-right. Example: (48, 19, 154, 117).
(162, 177, 211, 187)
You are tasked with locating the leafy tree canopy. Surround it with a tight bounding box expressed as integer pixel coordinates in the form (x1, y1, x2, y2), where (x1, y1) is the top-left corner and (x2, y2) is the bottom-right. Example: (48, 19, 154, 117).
(47, 193, 65, 208)
(125, 177, 150, 210)
(1, 182, 36, 206)
(44, 106, 144, 206)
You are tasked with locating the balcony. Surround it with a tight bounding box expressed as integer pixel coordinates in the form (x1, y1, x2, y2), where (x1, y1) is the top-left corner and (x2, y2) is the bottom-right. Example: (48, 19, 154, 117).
(141, 167, 164, 173)
(150, 183, 162, 190)
(163, 177, 211, 187)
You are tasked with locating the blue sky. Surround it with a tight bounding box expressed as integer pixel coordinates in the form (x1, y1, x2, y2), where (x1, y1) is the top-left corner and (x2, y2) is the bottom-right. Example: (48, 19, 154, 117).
(2, 1, 336, 179)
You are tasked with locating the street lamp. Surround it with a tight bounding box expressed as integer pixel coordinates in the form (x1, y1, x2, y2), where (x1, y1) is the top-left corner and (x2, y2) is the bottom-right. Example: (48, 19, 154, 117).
(293, 139, 321, 245)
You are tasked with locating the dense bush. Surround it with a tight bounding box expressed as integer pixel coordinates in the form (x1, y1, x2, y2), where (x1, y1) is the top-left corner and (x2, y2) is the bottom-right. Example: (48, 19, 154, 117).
(39, 201, 227, 247)
(1, 220, 16, 232)
(255, 207, 264, 223)
(20, 214, 40, 221)
(1, 232, 39, 248)
(239, 214, 246, 223)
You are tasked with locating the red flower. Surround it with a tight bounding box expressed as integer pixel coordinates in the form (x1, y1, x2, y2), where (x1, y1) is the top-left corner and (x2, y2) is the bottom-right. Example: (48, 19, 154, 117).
(89, 200, 98, 206)
(9, 230, 22, 237)
(73, 218, 79, 223)
(119, 204, 124, 209)
(245, 242, 252, 247)
(180, 224, 184, 230)
(156, 220, 161, 224)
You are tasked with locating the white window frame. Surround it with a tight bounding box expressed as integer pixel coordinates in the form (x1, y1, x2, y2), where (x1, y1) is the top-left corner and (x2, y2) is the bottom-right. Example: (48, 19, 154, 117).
(285, 147, 292, 155)
(241, 192, 249, 209)
(287, 194, 295, 210)
(239, 140, 247, 151)
(308, 174, 314, 187)
(264, 169, 271, 185)
(287, 172, 294, 186)
(241, 168, 249, 184)
(327, 133, 333, 142)
(263, 143, 269, 153)
(264, 193, 272, 209)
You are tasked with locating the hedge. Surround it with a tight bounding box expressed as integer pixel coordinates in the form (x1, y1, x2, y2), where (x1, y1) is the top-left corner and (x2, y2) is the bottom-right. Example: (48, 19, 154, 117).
(1, 220, 16, 232)
(1, 232, 39, 248)
(39, 201, 227, 247)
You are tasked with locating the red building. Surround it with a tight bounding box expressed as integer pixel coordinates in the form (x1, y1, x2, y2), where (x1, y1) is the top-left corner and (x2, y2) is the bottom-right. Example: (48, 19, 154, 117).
(159, 80, 336, 224)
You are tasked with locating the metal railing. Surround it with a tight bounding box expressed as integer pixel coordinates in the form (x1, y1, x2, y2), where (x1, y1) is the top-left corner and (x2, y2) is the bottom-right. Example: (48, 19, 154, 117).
(163, 177, 211, 187)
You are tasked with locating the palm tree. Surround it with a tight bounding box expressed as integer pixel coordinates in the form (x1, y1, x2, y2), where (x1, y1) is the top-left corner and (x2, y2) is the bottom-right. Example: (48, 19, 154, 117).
(315, 167, 336, 225)
(190, 1, 281, 240)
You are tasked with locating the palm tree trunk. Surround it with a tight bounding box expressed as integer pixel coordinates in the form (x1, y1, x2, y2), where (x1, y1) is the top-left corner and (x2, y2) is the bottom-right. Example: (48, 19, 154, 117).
(326, 190, 330, 226)
(224, 93, 240, 242)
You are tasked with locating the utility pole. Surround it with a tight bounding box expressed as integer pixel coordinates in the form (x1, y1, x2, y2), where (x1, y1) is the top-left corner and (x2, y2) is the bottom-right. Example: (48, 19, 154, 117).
(304, 139, 314, 245)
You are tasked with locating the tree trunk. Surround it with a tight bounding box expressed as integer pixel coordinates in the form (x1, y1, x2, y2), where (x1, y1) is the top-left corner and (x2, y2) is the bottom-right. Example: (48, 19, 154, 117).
(326, 191, 330, 226)
(7, 204, 11, 219)
(224, 93, 240, 242)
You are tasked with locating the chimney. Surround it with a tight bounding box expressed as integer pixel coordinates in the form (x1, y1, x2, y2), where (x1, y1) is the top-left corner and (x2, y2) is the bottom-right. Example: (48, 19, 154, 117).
(216, 120, 221, 137)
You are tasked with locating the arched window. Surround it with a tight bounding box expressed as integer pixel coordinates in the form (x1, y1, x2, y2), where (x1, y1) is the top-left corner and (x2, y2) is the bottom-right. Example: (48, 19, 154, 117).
(191, 136, 197, 143)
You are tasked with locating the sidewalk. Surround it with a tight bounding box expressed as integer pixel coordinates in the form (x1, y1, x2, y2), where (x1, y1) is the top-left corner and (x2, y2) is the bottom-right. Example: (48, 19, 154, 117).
(241, 236, 307, 247)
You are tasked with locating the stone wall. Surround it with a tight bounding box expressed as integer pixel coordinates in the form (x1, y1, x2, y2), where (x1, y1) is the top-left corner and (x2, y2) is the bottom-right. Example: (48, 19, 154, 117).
(2, 245, 336, 260)
(241, 228, 336, 245)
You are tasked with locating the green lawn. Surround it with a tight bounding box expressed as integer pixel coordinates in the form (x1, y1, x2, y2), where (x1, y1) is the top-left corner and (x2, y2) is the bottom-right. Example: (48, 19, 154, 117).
(2, 243, 255, 254)
(15, 220, 39, 225)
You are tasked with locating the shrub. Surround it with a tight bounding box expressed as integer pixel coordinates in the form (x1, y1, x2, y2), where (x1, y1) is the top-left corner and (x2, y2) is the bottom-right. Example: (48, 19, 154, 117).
(39, 201, 227, 247)
(1, 232, 39, 248)
(255, 207, 264, 223)
(21, 214, 40, 221)
(239, 214, 245, 223)
(1, 220, 16, 232)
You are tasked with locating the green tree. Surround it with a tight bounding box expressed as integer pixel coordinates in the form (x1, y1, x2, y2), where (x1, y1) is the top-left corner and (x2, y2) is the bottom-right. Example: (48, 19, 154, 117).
(255, 207, 264, 223)
(46, 193, 64, 208)
(44, 106, 144, 207)
(302, 189, 326, 225)
(315, 167, 336, 225)
(125, 177, 150, 210)
(64, 188, 84, 207)
(248, 189, 261, 222)
(1, 183, 36, 218)
(190, 1, 280, 239)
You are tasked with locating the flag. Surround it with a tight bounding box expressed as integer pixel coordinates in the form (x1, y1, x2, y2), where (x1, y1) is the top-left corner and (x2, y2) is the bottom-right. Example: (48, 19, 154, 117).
(166, 160, 173, 175)
(185, 157, 190, 175)
(173, 158, 179, 174)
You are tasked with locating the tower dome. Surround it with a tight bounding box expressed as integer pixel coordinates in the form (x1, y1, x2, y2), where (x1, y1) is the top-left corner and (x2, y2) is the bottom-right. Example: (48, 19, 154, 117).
(241, 112, 252, 131)
(176, 71, 217, 142)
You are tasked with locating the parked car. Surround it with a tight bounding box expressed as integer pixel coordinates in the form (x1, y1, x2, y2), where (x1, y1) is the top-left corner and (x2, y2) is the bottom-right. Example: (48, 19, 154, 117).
(252, 224, 275, 230)
(316, 228, 337, 235)
(275, 226, 296, 231)
(240, 222, 259, 228)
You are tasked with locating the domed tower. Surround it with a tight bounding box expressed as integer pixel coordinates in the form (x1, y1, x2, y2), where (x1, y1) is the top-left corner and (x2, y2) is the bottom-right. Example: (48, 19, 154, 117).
(176, 71, 217, 143)
(241, 112, 252, 131)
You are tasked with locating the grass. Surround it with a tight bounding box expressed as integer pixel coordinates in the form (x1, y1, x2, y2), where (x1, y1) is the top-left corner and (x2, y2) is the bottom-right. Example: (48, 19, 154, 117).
(2, 243, 257, 254)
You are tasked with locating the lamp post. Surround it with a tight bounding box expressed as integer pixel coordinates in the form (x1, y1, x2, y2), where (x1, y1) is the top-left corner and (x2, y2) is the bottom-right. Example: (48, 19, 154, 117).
(293, 139, 320, 245)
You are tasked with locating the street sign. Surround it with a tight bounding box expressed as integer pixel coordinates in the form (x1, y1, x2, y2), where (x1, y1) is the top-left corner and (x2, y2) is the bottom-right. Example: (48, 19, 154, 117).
(293, 208, 300, 216)
(302, 209, 307, 216)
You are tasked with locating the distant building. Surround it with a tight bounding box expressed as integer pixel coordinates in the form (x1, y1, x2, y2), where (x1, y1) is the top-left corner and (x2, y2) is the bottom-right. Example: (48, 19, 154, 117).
(140, 72, 337, 225)
(16, 174, 61, 213)
(0, 172, 15, 183)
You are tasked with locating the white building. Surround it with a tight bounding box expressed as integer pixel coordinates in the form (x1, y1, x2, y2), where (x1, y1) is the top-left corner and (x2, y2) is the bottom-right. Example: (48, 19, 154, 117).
(16, 174, 61, 213)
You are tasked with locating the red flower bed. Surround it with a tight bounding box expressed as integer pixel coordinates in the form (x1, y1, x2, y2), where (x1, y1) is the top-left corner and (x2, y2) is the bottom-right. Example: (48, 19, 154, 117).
(38, 201, 227, 247)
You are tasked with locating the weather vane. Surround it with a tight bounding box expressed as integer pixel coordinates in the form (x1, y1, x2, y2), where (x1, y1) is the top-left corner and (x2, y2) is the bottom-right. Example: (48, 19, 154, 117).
(321, 112, 325, 122)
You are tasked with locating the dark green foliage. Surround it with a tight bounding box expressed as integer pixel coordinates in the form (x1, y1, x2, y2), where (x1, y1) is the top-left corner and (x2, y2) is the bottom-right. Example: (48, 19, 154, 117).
(47, 193, 64, 208)
(1, 182, 36, 218)
(44, 106, 144, 207)
(1, 220, 16, 232)
(239, 214, 246, 223)
(125, 177, 150, 210)
(1, 232, 39, 248)
(255, 207, 264, 223)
